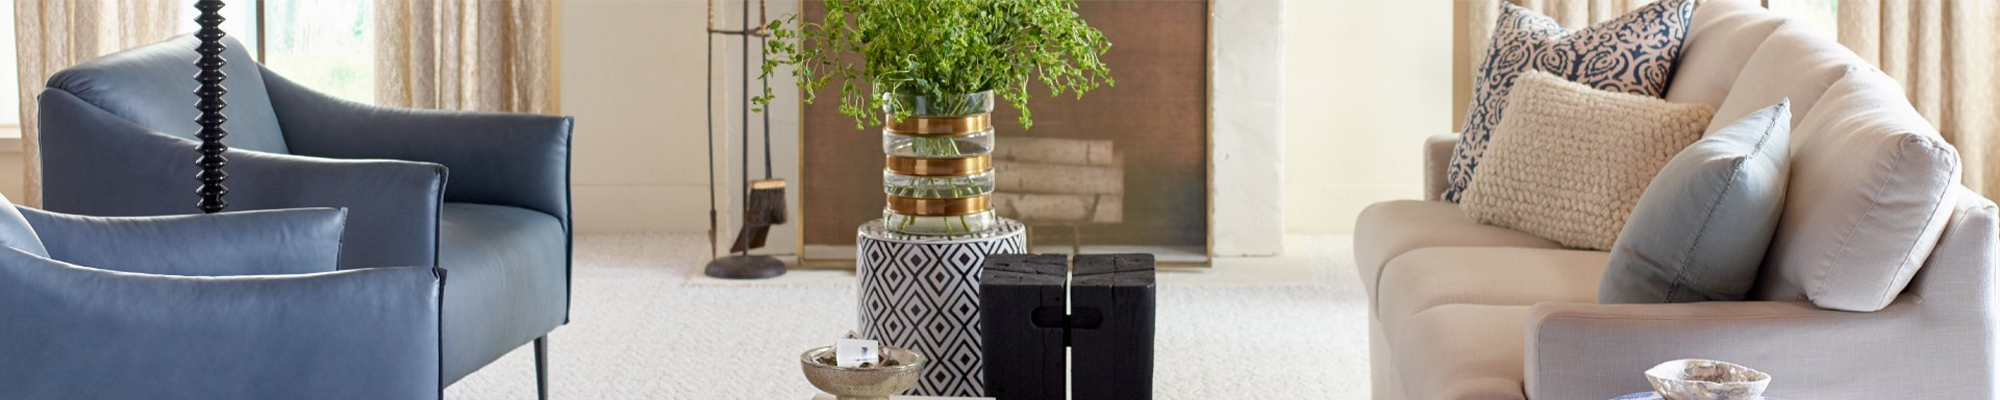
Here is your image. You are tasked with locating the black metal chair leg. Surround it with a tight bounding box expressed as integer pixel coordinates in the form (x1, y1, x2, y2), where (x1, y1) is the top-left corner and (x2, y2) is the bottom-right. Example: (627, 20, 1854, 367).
(535, 336, 549, 400)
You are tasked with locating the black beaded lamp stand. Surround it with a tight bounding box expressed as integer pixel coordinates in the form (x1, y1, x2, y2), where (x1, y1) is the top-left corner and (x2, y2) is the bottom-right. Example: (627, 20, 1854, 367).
(193, 0, 230, 214)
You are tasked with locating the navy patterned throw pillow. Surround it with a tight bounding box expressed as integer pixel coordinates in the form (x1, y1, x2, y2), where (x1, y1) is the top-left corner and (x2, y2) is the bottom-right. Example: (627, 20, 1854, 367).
(1442, 0, 1696, 203)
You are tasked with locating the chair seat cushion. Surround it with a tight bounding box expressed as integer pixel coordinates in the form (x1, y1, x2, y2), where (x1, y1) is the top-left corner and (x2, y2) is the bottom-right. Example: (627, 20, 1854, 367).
(1354, 200, 1561, 299)
(1377, 247, 1606, 339)
(437, 202, 568, 384)
(1394, 304, 1532, 400)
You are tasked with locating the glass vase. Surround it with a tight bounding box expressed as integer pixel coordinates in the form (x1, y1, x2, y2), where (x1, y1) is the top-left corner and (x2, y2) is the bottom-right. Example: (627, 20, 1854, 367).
(881, 90, 998, 236)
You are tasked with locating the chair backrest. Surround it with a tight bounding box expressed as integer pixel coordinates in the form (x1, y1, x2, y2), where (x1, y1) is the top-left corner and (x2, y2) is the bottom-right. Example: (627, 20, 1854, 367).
(44, 35, 289, 154)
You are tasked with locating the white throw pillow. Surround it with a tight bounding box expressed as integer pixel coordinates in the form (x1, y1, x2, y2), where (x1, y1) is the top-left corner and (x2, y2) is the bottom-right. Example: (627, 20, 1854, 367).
(1755, 68, 1959, 312)
(1461, 71, 1715, 251)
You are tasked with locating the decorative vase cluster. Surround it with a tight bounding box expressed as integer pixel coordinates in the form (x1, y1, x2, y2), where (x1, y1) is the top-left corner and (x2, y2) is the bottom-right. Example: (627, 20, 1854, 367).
(881, 91, 998, 235)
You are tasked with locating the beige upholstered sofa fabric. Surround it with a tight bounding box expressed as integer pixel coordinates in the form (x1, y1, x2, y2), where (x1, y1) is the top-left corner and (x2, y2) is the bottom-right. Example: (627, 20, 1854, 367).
(1395, 304, 1531, 400)
(1461, 71, 1714, 250)
(1376, 247, 1605, 339)
(1661, 0, 1786, 109)
(1352, 200, 1561, 299)
(1705, 21, 1867, 134)
(1755, 68, 1961, 312)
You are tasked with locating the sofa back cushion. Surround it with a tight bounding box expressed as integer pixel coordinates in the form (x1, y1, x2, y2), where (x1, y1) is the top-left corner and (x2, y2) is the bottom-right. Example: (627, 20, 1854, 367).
(1754, 69, 1960, 312)
(1662, 0, 1787, 109)
(1704, 22, 1867, 135)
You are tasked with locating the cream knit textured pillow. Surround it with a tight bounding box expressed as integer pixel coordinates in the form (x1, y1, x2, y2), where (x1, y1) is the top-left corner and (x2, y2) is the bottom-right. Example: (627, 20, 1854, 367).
(1461, 71, 1715, 250)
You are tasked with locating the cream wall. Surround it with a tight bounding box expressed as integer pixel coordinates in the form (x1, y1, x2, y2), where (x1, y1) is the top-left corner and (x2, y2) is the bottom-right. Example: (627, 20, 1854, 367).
(1281, 0, 1456, 234)
(560, 0, 720, 234)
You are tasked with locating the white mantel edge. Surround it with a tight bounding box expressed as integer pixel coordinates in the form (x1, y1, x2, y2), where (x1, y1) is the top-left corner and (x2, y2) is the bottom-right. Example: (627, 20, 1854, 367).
(1211, 0, 1285, 258)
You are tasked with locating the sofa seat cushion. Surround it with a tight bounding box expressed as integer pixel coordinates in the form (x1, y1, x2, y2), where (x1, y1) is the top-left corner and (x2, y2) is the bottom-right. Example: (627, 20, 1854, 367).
(437, 202, 568, 384)
(1355, 200, 1561, 299)
(1394, 304, 1532, 400)
(1377, 247, 1607, 338)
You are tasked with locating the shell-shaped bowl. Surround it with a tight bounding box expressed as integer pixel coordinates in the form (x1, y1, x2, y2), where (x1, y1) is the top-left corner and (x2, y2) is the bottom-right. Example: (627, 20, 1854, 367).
(1645, 359, 1771, 400)
(801, 346, 927, 400)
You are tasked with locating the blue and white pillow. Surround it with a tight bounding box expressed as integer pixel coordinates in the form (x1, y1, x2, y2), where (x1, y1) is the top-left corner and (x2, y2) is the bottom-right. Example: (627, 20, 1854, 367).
(1442, 0, 1696, 203)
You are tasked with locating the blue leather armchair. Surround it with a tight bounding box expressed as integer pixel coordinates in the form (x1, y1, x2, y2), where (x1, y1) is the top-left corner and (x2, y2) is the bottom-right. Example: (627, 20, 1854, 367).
(0, 198, 445, 399)
(35, 35, 571, 393)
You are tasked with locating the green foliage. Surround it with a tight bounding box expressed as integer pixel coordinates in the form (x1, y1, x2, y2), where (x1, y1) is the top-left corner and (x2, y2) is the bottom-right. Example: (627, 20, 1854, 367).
(755, 0, 1115, 129)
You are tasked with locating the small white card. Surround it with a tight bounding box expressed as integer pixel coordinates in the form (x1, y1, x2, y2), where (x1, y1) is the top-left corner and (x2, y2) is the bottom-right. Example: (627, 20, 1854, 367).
(834, 338, 881, 367)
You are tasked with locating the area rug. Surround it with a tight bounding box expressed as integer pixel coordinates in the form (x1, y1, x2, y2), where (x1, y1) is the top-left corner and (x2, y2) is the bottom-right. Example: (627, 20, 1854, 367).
(445, 234, 1370, 399)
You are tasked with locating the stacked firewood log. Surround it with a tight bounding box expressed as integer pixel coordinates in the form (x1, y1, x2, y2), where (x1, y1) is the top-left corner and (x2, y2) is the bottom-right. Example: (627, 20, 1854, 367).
(991, 137, 1124, 224)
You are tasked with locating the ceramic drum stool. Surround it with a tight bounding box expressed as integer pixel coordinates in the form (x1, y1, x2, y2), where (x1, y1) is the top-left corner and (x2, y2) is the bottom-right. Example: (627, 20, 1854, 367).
(856, 218, 1026, 396)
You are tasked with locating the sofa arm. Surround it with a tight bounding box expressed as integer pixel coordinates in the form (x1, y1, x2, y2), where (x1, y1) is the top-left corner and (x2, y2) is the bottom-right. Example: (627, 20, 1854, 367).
(0, 248, 443, 399)
(17, 206, 348, 276)
(1524, 296, 1983, 399)
(263, 68, 572, 229)
(1424, 133, 1458, 201)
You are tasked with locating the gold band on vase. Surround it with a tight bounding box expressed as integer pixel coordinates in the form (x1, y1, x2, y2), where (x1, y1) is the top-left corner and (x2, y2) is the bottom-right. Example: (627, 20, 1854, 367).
(885, 113, 992, 135)
(886, 194, 991, 217)
(886, 155, 991, 177)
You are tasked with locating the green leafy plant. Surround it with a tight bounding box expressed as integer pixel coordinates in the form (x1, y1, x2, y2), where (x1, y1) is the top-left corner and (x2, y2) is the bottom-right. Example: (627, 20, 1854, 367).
(755, 0, 1115, 130)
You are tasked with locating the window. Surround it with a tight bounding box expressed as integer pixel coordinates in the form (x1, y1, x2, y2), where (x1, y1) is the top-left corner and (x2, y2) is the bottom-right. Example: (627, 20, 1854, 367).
(0, 6, 19, 132)
(1766, 0, 1839, 40)
(260, 0, 375, 104)
(177, 0, 375, 104)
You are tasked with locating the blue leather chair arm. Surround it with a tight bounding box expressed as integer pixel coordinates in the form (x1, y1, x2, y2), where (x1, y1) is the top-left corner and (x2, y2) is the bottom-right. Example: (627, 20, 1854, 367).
(38, 88, 447, 270)
(0, 248, 444, 400)
(262, 67, 573, 229)
(18, 206, 348, 276)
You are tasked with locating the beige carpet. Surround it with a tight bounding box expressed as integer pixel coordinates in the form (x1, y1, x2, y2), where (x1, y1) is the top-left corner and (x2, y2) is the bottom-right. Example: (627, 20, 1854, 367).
(445, 234, 1370, 399)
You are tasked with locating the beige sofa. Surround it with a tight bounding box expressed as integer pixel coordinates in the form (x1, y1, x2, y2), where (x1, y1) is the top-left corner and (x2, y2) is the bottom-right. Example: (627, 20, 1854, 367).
(1357, 1, 1999, 399)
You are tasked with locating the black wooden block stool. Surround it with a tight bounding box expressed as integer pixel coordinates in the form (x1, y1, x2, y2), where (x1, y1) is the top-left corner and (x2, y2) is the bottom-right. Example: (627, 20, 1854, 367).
(980, 253, 1156, 400)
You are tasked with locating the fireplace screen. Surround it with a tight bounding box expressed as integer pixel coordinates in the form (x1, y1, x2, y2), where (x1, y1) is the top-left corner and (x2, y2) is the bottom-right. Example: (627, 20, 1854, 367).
(798, 0, 1211, 266)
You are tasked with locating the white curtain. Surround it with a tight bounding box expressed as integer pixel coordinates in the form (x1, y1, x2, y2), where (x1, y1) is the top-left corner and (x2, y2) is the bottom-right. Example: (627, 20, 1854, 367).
(14, 0, 181, 207)
(1836, 0, 2000, 196)
(374, 0, 557, 113)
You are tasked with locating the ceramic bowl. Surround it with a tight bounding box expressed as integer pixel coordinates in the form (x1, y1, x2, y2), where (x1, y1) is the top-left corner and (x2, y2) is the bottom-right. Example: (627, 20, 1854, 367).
(801, 345, 927, 400)
(1645, 359, 1771, 400)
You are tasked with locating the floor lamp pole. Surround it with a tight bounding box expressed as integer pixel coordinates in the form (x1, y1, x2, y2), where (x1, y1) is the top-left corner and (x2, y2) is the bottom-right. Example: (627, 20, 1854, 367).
(193, 0, 230, 214)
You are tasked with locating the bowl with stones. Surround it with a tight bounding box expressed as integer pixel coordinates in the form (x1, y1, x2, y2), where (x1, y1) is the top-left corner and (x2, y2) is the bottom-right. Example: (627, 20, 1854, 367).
(801, 345, 926, 400)
(1646, 359, 1771, 400)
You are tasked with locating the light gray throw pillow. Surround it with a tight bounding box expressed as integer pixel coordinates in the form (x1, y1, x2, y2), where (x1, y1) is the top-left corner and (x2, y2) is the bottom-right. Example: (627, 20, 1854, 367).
(1599, 99, 1791, 303)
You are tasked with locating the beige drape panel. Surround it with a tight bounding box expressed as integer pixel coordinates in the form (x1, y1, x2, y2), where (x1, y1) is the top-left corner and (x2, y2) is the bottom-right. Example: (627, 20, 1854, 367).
(1837, 0, 2000, 195)
(14, 0, 180, 207)
(374, 0, 557, 113)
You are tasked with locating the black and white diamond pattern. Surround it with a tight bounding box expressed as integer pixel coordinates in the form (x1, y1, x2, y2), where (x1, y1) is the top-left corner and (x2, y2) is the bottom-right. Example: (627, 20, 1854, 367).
(857, 220, 1026, 397)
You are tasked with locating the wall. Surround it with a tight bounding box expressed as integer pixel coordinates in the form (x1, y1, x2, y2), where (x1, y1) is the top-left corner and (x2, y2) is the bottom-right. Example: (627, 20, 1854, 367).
(1281, 0, 1455, 234)
(560, 0, 726, 234)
